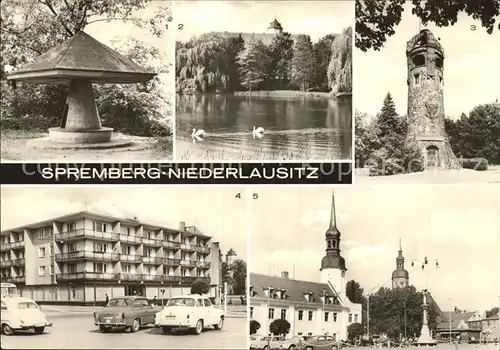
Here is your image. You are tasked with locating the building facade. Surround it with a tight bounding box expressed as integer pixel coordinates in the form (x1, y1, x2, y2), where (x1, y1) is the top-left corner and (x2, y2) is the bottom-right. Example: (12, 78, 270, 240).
(0, 211, 221, 304)
(435, 311, 483, 342)
(406, 28, 460, 169)
(249, 194, 362, 340)
(391, 239, 409, 289)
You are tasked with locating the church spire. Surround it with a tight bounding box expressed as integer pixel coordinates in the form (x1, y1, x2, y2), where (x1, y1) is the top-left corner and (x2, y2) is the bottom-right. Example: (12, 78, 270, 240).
(325, 192, 340, 238)
(320, 192, 346, 272)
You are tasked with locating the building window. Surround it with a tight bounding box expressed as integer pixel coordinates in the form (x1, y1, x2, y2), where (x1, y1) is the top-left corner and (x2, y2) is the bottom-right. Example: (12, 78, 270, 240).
(308, 311, 313, 321)
(268, 308, 274, 319)
(37, 229, 46, 240)
(355, 314, 358, 323)
(68, 243, 77, 252)
(67, 222, 76, 232)
(250, 307, 253, 318)
(38, 247, 46, 258)
(49, 265, 53, 275)
(298, 310, 303, 321)
(325, 312, 329, 322)
(93, 263, 106, 273)
(93, 242, 107, 253)
(349, 314, 352, 323)
(49, 246, 54, 256)
(281, 309, 287, 320)
(38, 266, 46, 276)
(333, 313, 337, 322)
(68, 264, 77, 273)
(93, 221, 107, 232)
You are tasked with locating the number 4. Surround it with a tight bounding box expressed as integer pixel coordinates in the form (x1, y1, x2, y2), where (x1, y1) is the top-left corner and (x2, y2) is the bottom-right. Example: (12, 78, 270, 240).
(235, 193, 241, 199)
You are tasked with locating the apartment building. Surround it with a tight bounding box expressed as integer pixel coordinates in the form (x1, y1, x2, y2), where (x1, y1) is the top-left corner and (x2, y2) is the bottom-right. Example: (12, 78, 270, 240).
(0, 211, 221, 304)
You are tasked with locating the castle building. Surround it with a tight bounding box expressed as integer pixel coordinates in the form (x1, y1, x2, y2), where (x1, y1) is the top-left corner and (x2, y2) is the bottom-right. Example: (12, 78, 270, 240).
(249, 193, 362, 340)
(225, 248, 237, 265)
(406, 28, 460, 169)
(0, 211, 221, 304)
(391, 239, 409, 289)
(268, 17, 283, 35)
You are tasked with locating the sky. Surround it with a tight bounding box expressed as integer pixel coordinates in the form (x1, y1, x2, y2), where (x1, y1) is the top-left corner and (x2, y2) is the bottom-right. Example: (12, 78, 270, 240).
(174, 0, 353, 42)
(0, 186, 247, 261)
(250, 186, 500, 313)
(354, 2, 500, 118)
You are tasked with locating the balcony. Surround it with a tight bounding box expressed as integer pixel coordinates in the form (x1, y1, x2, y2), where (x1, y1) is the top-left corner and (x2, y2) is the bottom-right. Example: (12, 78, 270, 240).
(142, 274, 162, 282)
(142, 256, 162, 265)
(11, 258, 25, 267)
(196, 261, 210, 269)
(119, 234, 143, 244)
(180, 276, 210, 284)
(3, 275, 25, 283)
(55, 229, 119, 242)
(181, 244, 195, 252)
(10, 241, 25, 249)
(119, 255, 143, 263)
(142, 237, 162, 247)
(118, 273, 142, 281)
(57, 272, 119, 281)
(162, 258, 180, 266)
(0, 260, 12, 268)
(55, 251, 119, 262)
(0, 243, 11, 251)
(162, 240, 180, 249)
(162, 275, 181, 283)
(196, 246, 211, 254)
(180, 260, 196, 268)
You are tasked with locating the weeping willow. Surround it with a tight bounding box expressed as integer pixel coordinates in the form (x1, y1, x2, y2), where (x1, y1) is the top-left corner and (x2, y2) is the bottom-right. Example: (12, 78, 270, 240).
(327, 26, 352, 95)
(176, 33, 244, 93)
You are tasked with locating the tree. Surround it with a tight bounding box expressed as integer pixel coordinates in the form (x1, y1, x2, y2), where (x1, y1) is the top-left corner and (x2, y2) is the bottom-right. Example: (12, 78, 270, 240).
(268, 32, 295, 89)
(368, 286, 440, 340)
(221, 262, 233, 286)
(486, 307, 499, 318)
(237, 38, 271, 91)
(348, 323, 364, 341)
(328, 27, 352, 95)
(446, 103, 500, 165)
(250, 320, 261, 335)
(312, 34, 337, 92)
(356, 0, 500, 52)
(231, 259, 247, 295)
(346, 280, 365, 304)
(291, 35, 315, 91)
(269, 319, 291, 336)
(191, 278, 210, 295)
(355, 110, 378, 167)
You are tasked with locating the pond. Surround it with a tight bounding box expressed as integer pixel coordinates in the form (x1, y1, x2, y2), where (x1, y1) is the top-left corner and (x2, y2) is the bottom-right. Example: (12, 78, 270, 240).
(175, 94, 352, 160)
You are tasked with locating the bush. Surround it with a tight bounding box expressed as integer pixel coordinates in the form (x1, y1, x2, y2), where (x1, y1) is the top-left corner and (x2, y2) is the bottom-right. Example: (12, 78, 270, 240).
(269, 319, 291, 336)
(250, 320, 261, 335)
(190, 279, 210, 295)
(460, 157, 489, 171)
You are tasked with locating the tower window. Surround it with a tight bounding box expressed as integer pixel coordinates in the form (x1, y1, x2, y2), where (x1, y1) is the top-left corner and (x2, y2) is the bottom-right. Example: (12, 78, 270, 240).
(414, 73, 420, 86)
(412, 54, 425, 66)
(436, 58, 443, 69)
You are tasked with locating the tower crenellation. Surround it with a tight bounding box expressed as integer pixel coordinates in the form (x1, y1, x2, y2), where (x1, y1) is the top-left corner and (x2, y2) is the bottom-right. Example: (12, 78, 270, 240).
(406, 29, 460, 170)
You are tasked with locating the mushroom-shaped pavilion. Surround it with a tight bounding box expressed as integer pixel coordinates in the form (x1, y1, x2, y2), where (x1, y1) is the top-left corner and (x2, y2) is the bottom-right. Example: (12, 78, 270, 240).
(6, 31, 156, 146)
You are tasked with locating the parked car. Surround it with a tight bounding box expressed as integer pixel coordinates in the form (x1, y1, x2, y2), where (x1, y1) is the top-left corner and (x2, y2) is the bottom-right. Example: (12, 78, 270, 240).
(93, 296, 158, 333)
(250, 334, 304, 349)
(154, 294, 224, 335)
(0, 297, 53, 335)
(299, 335, 342, 350)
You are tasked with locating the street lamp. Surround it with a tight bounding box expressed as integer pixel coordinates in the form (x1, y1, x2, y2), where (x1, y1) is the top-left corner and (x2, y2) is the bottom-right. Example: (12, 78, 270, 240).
(448, 298, 452, 343)
(411, 257, 439, 347)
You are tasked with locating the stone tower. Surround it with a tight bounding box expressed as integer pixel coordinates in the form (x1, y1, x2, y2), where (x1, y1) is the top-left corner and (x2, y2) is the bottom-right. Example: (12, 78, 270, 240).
(320, 193, 347, 299)
(391, 239, 409, 288)
(268, 17, 283, 35)
(406, 29, 460, 169)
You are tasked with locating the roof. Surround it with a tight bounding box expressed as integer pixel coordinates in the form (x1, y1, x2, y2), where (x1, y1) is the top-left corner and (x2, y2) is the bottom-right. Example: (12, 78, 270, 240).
(406, 29, 444, 57)
(321, 252, 346, 271)
(1, 211, 211, 239)
(268, 18, 283, 30)
(226, 248, 237, 256)
(436, 311, 477, 330)
(6, 31, 155, 85)
(391, 269, 409, 279)
(249, 273, 337, 306)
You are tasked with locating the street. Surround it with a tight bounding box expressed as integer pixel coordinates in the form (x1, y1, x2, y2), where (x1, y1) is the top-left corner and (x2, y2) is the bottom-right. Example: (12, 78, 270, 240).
(1, 313, 247, 349)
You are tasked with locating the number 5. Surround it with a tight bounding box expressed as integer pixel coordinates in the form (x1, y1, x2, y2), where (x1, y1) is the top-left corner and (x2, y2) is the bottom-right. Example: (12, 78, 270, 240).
(253, 193, 258, 199)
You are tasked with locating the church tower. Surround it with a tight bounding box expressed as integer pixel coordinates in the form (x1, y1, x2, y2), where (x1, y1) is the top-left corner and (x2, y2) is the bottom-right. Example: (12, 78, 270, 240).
(406, 28, 460, 169)
(391, 239, 409, 288)
(320, 193, 347, 299)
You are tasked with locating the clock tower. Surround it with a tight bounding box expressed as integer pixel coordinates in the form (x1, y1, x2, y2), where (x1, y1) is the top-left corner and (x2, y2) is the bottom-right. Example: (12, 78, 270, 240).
(406, 29, 460, 169)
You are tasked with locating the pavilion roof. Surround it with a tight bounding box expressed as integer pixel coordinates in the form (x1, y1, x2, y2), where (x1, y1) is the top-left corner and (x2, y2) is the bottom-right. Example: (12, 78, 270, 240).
(6, 31, 155, 85)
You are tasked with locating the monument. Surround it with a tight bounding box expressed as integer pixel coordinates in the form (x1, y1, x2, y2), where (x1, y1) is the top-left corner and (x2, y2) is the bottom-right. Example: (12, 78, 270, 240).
(6, 31, 156, 149)
(406, 29, 460, 169)
(416, 289, 438, 346)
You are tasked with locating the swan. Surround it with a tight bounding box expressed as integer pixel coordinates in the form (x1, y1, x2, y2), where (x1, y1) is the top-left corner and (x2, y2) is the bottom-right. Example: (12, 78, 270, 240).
(252, 126, 264, 139)
(192, 128, 207, 138)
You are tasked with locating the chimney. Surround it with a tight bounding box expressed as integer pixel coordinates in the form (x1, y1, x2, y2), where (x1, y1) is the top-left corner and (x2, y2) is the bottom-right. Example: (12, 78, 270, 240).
(179, 221, 185, 232)
(281, 271, 289, 279)
(133, 216, 137, 221)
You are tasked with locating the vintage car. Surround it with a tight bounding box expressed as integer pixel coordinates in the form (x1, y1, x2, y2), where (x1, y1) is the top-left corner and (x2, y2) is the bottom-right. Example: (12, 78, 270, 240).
(154, 294, 224, 335)
(299, 335, 342, 350)
(93, 296, 158, 333)
(250, 334, 304, 349)
(0, 297, 53, 335)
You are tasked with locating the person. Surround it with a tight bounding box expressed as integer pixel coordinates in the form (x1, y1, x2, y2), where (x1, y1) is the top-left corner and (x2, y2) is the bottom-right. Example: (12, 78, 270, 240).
(152, 295, 157, 306)
(105, 294, 109, 305)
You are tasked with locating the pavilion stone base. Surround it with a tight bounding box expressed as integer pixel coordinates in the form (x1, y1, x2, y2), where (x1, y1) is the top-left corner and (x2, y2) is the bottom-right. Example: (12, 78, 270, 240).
(27, 137, 134, 150)
(49, 127, 113, 144)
